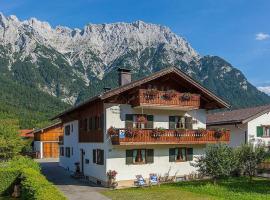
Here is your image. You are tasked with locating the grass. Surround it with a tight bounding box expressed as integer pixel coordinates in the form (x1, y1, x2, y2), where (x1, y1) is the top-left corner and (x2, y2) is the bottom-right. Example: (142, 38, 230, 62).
(102, 177, 270, 200)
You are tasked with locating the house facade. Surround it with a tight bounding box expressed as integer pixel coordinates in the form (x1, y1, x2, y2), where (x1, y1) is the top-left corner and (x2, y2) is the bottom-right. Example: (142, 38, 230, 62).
(33, 122, 63, 158)
(54, 67, 230, 187)
(207, 105, 270, 148)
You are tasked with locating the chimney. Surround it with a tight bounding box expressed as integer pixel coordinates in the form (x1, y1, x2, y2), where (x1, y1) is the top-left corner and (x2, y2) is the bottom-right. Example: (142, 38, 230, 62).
(117, 68, 132, 86)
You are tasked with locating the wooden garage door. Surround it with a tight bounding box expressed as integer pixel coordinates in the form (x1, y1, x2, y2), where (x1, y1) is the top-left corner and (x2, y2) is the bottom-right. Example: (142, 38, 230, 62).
(43, 142, 59, 158)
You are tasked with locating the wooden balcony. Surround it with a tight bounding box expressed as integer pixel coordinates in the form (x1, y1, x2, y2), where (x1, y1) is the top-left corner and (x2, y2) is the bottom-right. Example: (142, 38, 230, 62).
(131, 89, 200, 110)
(110, 129, 230, 145)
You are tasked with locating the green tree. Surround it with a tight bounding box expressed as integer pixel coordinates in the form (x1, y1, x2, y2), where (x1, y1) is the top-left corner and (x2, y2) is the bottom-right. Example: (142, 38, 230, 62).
(0, 119, 24, 160)
(191, 144, 237, 184)
(236, 144, 267, 181)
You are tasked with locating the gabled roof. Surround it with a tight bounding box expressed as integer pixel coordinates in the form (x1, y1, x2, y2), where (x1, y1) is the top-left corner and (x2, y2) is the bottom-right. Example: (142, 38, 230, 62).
(207, 104, 270, 126)
(53, 67, 230, 119)
(33, 122, 62, 134)
(19, 129, 34, 138)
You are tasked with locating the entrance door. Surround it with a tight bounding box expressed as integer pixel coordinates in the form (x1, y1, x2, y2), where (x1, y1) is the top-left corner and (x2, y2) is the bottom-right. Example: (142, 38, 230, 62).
(43, 142, 59, 158)
(80, 149, 85, 174)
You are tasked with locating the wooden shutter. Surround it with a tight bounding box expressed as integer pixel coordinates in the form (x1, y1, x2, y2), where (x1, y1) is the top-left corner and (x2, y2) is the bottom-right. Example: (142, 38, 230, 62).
(98, 149, 104, 165)
(169, 116, 176, 129)
(146, 115, 154, 129)
(257, 126, 263, 137)
(125, 114, 134, 128)
(101, 114, 104, 130)
(92, 117, 95, 130)
(185, 117, 193, 129)
(169, 148, 175, 162)
(187, 148, 193, 161)
(126, 150, 133, 164)
(93, 149, 96, 163)
(146, 149, 154, 163)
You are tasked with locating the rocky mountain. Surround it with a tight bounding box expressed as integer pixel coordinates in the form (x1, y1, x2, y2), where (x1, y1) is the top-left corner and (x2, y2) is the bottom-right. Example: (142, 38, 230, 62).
(0, 13, 269, 113)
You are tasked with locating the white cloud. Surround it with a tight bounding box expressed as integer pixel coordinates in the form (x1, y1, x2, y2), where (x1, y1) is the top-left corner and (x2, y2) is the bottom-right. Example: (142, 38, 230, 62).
(255, 32, 270, 41)
(258, 86, 270, 95)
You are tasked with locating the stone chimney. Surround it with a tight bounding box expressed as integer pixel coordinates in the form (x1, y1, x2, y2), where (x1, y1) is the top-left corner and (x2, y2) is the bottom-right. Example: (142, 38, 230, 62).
(117, 68, 132, 86)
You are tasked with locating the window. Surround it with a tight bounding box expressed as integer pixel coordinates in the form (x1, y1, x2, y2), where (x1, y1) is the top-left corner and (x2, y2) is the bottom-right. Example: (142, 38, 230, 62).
(65, 147, 71, 158)
(169, 148, 193, 162)
(169, 116, 193, 129)
(93, 149, 104, 165)
(65, 125, 71, 135)
(125, 114, 154, 129)
(60, 147, 64, 156)
(126, 149, 154, 165)
(264, 127, 270, 137)
(257, 126, 270, 137)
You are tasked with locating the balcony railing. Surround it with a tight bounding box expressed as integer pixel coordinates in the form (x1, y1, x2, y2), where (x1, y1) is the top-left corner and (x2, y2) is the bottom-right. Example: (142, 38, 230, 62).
(109, 128, 230, 145)
(131, 89, 200, 109)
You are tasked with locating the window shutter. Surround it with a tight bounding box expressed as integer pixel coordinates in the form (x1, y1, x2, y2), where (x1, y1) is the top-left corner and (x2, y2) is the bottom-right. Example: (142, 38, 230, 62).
(169, 116, 176, 129)
(99, 149, 104, 165)
(146, 115, 154, 129)
(92, 117, 95, 130)
(125, 114, 134, 128)
(257, 126, 263, 137)
(93, 149, 96, 163)
(146, 149, 154, 163)
(169, 148, 175, 162)
(187, 148, 193, 161)
(185, 117, 193, 130)
(101, 114, 104, 130)
(126, 150, 133, 164)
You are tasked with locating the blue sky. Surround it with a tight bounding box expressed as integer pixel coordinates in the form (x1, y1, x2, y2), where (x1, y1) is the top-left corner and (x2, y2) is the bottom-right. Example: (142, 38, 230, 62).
(1, 0, 270, 86)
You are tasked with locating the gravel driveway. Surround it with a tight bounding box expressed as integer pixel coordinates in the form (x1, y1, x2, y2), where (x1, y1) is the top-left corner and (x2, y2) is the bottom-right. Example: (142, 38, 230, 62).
(37, 159, 110, 200)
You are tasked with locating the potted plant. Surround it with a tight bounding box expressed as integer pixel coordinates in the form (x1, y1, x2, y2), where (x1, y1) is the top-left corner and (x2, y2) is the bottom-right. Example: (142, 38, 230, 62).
(195, 128, 206, 138)
(107, 170, 118, 189)
(163, 90, 177, 100)
(125, 128, 138, 138)
(108, 126, 118, 136)
(181, 93, 191, 101)
(144, 89, 159, 100)
(136, 115, 148, 124)
(151, 128, 165, 138)
(174, 128, 185, 137)
(214, 128, 225, 139)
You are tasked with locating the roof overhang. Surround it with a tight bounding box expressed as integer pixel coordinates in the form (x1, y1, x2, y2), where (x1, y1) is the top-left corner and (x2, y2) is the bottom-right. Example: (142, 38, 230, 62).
(52, 67, 230, 120)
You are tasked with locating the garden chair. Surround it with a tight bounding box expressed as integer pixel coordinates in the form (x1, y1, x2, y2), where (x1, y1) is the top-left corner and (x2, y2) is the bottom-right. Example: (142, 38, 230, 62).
(134, 175, 147, 187)
(149, 173, 159, 186)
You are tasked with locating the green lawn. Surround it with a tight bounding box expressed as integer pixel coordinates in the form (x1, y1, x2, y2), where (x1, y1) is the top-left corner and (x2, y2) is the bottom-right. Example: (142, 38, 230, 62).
(102, 177, 270, 200)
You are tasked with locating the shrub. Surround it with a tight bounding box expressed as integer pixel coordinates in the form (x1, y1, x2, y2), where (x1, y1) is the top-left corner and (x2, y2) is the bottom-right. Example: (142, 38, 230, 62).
(8, 156, 41, 172)
(0, 168, 20, 195)
(192, 144, 237, 184)
(20, 168, 66, 200)
(236, 144, 267, 180)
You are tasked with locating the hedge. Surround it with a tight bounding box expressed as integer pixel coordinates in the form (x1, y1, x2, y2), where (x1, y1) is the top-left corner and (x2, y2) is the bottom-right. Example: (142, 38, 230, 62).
(0, 156, 66, 200)
(0, 168, 20, 195)
(20, 168, 66, 200)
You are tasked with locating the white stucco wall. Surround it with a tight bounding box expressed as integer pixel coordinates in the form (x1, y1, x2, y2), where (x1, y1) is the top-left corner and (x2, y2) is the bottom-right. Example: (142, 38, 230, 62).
(59, 121, 79, 172)
(104, 103, 206, 130)
(208, 124, 247, 148)
(248, 111, 270, 146)
(104, 103, 207, 181)
(106, 144, 205, 181)
(59, 120, 108, 182)
(34, 141, 43, 158)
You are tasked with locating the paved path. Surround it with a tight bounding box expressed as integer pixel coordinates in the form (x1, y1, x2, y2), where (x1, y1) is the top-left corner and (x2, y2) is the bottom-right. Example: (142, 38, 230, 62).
(37, 159, 110, 200)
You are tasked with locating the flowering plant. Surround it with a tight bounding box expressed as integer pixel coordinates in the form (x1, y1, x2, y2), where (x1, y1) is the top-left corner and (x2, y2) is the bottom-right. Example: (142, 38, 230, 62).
(181, 93, 191, 101)
(151, 128, 165, 138)
(136, 115, 148, 123)
(163, 90, 177, 100)
(107, 170, 118, 179)
(108, 126, 118, 136)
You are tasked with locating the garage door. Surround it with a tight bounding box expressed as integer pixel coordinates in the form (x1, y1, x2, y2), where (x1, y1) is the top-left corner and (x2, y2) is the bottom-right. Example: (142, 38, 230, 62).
(43, 142, 59, 158)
